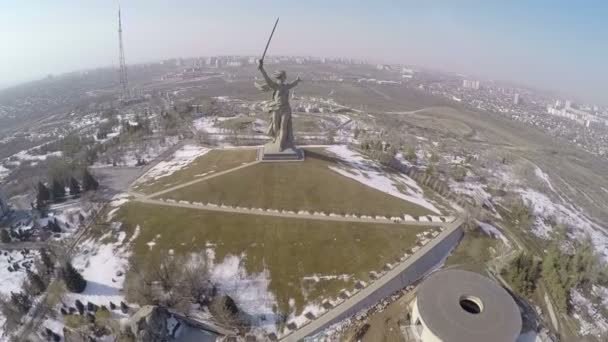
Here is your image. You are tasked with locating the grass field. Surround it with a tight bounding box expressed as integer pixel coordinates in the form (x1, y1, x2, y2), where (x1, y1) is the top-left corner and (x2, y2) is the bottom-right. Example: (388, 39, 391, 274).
(292, 115, 323, 132)
(158, 149, 434, 217)
(133, 148, 257, 195)
(217, 116, 256, 130)
(115, 202, 427, 315)
(444, 231, 498, 273)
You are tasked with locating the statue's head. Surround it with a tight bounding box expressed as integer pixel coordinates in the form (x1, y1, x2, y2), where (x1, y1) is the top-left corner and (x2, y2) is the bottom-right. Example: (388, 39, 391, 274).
(273, 70, 287, 82)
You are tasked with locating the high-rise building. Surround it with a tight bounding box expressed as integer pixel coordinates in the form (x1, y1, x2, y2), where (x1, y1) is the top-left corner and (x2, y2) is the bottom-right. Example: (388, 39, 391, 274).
(513, 93, 520, 105)
(462, 79, 480, 90)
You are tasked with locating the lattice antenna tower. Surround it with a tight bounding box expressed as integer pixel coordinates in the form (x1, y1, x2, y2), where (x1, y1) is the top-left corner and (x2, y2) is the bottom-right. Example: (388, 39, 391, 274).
(118, 7, 129, 100)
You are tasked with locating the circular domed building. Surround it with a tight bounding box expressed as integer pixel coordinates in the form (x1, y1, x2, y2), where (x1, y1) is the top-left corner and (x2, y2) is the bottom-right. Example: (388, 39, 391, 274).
(411, 269, 522, 342)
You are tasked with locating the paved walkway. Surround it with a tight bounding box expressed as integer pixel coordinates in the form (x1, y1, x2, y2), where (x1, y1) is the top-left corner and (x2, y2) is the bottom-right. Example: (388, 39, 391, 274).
(136, 160, 261, 199)
(135, 198, 443, 227)
(282, 218, 464, 341)
(0, 241, 49, 250)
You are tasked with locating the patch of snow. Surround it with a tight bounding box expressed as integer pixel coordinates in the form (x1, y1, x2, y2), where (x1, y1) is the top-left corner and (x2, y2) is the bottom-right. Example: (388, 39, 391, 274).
(592, 285, 608, 308)
(0, 164, 10, 182)
(0, 250, 38, 296)
(41, 318, 65, 339)
(13, 150, 63, 162)
(193, 117, 223, 134)
(94, 136, 180, 167)
(450, 180, 493, 208)
(477, 221, 511, 247)
(288, 303, 323, 328)
(66, 232, 132, 316)
(570, 288, 608, 337)
(137, 145, 210, 183)
(534, 166, 556, 193)
(302, 274, 352, 283)
(110, 193, 131, 207)
(325, 145, 441, 214)
(209, 254, 278, 334)
(518, 188, 608, 257)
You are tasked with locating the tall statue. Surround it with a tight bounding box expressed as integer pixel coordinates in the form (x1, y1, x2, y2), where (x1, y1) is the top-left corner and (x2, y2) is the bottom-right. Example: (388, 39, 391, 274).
(256, 59, 301, 152)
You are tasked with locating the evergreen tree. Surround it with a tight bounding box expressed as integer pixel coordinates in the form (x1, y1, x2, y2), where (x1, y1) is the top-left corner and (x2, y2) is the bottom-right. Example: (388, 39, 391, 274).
(10, 292, 31, 315)
(0, 229, 10, 243)
(36, 181, 50, 209)
(47, 220, 61, 233)
(62, 261, 87, 293)
(69, 177, 81, 197)
(82, 169, 99, 192)
(504, 252, 540, 296)
(51, 178, 65, 202)
(39, 248, 54, 275)
(25, 269, 45, 295)
(75, 299, 85, 315)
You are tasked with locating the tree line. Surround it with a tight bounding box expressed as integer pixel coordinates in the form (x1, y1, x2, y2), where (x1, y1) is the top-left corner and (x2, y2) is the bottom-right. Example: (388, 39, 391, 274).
(501, 225, 606, 314)
(36, 168, 98, 210)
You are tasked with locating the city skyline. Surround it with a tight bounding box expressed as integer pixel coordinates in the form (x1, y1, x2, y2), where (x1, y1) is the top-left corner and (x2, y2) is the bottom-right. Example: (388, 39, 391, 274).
(1, 0, 606, 104)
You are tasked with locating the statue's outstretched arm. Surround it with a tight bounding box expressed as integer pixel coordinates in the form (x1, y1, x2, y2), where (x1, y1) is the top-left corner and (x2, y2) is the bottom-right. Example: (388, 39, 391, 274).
(258, 60, 278, 89)
(287, 76, 301, 89)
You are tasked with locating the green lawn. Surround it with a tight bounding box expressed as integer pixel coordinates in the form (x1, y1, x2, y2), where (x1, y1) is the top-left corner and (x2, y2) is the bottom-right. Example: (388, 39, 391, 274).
(133, 148, 257, 195)
(444, 230, 497, 273)
(117, 202, 427, 315)
(159, 149, 434, 217)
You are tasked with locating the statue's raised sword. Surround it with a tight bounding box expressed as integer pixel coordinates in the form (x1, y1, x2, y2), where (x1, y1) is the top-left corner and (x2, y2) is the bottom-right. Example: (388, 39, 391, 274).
(261, 17, 280, 62)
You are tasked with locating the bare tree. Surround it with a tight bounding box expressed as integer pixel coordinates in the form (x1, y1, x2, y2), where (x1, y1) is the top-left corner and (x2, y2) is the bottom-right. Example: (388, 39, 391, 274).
(125, 253, 211, 314)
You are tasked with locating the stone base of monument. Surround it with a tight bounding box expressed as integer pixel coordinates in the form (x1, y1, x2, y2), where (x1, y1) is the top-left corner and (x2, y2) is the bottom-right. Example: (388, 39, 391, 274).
(258, 143, 305, 162)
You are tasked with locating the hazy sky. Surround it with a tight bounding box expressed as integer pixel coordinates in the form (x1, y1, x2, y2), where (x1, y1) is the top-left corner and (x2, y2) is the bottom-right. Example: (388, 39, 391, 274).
(1, 0, 606, 104)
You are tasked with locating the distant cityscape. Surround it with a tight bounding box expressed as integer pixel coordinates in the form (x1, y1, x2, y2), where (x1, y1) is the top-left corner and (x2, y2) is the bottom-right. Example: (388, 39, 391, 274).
(158, 54, 608, 157)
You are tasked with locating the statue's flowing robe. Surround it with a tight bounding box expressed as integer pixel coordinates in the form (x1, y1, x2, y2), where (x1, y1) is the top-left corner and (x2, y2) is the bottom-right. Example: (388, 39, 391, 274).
(255, 77, 298, 151)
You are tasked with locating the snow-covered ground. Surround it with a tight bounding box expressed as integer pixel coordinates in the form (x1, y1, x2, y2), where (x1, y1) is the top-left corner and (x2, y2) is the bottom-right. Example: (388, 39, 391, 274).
(41, 196, 137, 340)
(451, 158, 608, 259)
(0, 250, 37, 296)
(0, 164, 9, 182)
(0, 250, 38, 337)
(11, 150, 62, 163)
(67, 227, 136, 314)
(67, 112, 102, 131)
(94, 136, 180, 167)
(570, 288, 608, 338)
(208, 252, 278, 334)
(193, 117, 223, 134)
(511, 164, 608, 258)
(135, 144, 210, 184)
(325, 145, 441, 214)
(477, 221, 511, 247)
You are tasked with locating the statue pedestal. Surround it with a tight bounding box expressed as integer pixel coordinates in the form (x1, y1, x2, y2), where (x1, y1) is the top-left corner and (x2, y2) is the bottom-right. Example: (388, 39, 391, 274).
(258, 142, 304, 162)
